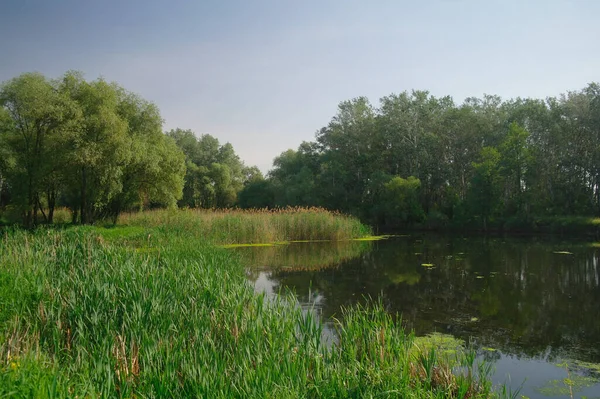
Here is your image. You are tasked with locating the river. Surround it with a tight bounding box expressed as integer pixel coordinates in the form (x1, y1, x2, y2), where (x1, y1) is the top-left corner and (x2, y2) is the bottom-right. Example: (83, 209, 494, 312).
(236, 234, 600, 398)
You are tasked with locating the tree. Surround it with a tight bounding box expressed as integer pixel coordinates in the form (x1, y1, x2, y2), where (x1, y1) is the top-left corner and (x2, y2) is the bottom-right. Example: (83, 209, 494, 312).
(498, 122, 531, 216)
(316, 97, 377, 214)
(468, 147, 502, 230)
(381, 176, 425, 226)
(0, 108, 14, 208)
(0, 73, 77, 226)
(58, 72, 130, 224)
(167, 129, 250, 209)
(107, 91, 185, 221)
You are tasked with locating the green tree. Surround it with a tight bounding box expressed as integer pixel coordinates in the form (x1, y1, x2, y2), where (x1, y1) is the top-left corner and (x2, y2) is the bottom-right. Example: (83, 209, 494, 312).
(167, 129, 249, 209)
(316, 97, 377, 214)
(381, 176, 425, 226)
(468, 147, 502, 230)
(59, 72, 130, 224)
(498, 122, 531, 216)
(0, 108, 14, 208)
(107, 91, 185, 221)
(0, 72, 77, 226)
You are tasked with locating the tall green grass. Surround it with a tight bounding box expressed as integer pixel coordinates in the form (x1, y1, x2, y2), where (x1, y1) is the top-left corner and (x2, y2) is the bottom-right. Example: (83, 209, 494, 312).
(0, 227, 502, 398)
(117, 207, 371, 244)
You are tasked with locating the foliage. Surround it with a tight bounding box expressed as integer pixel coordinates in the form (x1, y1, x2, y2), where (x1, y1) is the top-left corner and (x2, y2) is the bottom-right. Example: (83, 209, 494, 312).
(259, 83, 600, 230)
(0, 71, 186, 225)
(166, 128, 247, 209)
(382, 176, 426, 226)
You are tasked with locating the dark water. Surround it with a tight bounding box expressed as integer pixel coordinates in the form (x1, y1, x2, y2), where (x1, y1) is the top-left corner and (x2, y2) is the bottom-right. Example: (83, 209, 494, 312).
(239, 235, 600, 398)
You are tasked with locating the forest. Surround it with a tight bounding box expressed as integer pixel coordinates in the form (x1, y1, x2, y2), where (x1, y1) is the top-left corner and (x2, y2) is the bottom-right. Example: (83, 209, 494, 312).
(240, 83, 600, 230)
(1, 71, 599, 230)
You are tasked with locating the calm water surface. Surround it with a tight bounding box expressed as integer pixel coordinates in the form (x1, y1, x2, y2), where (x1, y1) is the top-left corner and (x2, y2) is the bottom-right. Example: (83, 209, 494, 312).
(238, 234, 600, 398)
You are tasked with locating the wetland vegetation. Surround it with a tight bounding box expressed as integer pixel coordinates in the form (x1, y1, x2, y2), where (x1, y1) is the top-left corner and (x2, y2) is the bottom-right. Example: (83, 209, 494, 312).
(2, 71, 600, 397)
(1, 218, 502, 398)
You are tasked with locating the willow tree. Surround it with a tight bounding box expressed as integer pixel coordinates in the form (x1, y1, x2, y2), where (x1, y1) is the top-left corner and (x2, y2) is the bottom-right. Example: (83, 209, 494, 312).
(0, 73, 77, 226)
(58, 72, 130, 223)
(107, 90, 185, 221)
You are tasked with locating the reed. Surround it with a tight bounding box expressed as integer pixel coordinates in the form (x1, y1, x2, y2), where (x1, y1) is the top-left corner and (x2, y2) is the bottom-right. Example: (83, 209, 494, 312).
(117, 207, 371, 244)
(0, 226, 503, 398)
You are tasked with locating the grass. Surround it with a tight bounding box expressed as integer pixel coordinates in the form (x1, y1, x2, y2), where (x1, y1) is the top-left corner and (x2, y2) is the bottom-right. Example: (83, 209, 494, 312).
(117, 207, 372, 244)
(0, 212, 504, 398)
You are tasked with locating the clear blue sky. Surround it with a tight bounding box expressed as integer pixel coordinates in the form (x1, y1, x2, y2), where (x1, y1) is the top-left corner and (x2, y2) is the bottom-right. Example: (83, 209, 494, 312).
(1, 0, 598, 172)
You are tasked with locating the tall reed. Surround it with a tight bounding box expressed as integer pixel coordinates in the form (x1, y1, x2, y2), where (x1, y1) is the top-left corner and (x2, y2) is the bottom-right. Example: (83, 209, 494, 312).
(1, 227, 502, 397)
(117, 207, 371, 244)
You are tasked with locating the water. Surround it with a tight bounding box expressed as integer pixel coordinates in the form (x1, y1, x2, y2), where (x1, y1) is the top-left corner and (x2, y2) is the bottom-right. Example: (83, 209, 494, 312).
(239, 234, 600, 398)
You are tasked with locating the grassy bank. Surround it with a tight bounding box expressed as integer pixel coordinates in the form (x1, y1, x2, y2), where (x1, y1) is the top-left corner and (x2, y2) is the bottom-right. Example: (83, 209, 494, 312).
(118, 207, 371, 244)
(1, 220, 503, 397)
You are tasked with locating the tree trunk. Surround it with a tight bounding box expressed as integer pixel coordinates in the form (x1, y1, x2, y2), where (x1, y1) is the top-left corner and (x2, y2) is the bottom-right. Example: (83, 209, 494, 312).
(80, 167, 87, 224)
(47, 189, 55, 224)
(25, 173, 34, 228)
(36, 195, 48, 223)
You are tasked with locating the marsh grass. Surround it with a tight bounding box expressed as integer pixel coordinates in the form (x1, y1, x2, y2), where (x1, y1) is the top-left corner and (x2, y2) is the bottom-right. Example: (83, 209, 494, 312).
(117, 207, 371, 244)
(1, 226, 503, 398)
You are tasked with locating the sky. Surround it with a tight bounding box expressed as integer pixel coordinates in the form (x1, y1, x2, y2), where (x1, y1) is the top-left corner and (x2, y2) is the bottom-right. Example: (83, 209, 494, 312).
(1, 0, 599, 173)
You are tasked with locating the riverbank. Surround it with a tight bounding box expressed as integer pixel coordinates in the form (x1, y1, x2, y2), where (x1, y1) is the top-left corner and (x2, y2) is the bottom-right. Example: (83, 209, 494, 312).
(390, 215, 600, 239)
(0, 215, 504, 397)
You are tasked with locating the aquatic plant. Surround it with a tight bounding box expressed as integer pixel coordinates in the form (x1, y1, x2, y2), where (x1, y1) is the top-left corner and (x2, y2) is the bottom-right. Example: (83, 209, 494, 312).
(0, 226, 505, 397)
(118, 207, 371, 244)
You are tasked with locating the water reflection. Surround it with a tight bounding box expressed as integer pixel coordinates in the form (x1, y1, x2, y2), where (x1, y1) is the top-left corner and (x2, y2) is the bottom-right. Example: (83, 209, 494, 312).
(238, 235, 600, 398)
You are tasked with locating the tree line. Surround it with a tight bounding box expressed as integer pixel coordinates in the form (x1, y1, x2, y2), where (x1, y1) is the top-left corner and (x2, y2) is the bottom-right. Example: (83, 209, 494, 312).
(2, 71, 599, 230)
(0, 72, 257, 226)
(239, 84, 600, 230)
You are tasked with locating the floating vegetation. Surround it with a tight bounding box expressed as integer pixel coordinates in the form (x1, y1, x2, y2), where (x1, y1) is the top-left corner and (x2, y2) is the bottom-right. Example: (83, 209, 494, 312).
(476, 276, 485, 279)
(389, 272, 421, 285)
(421, 263, 435, 268)
(556, 360, 600, 375)
(574, 360, 600, 373)
(535, 375, 598, 397)
(470, 317, 479, 322)
(411, 332, 466, 362)
(351, 235, 393, 241)
(536, 361, 600, 397)
(481, 347, 496, 352)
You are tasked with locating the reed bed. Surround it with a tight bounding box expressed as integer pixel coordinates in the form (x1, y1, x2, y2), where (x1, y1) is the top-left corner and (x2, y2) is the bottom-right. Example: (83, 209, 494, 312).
(117, 207, 371, 244)
(0, 227, 503, 398)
